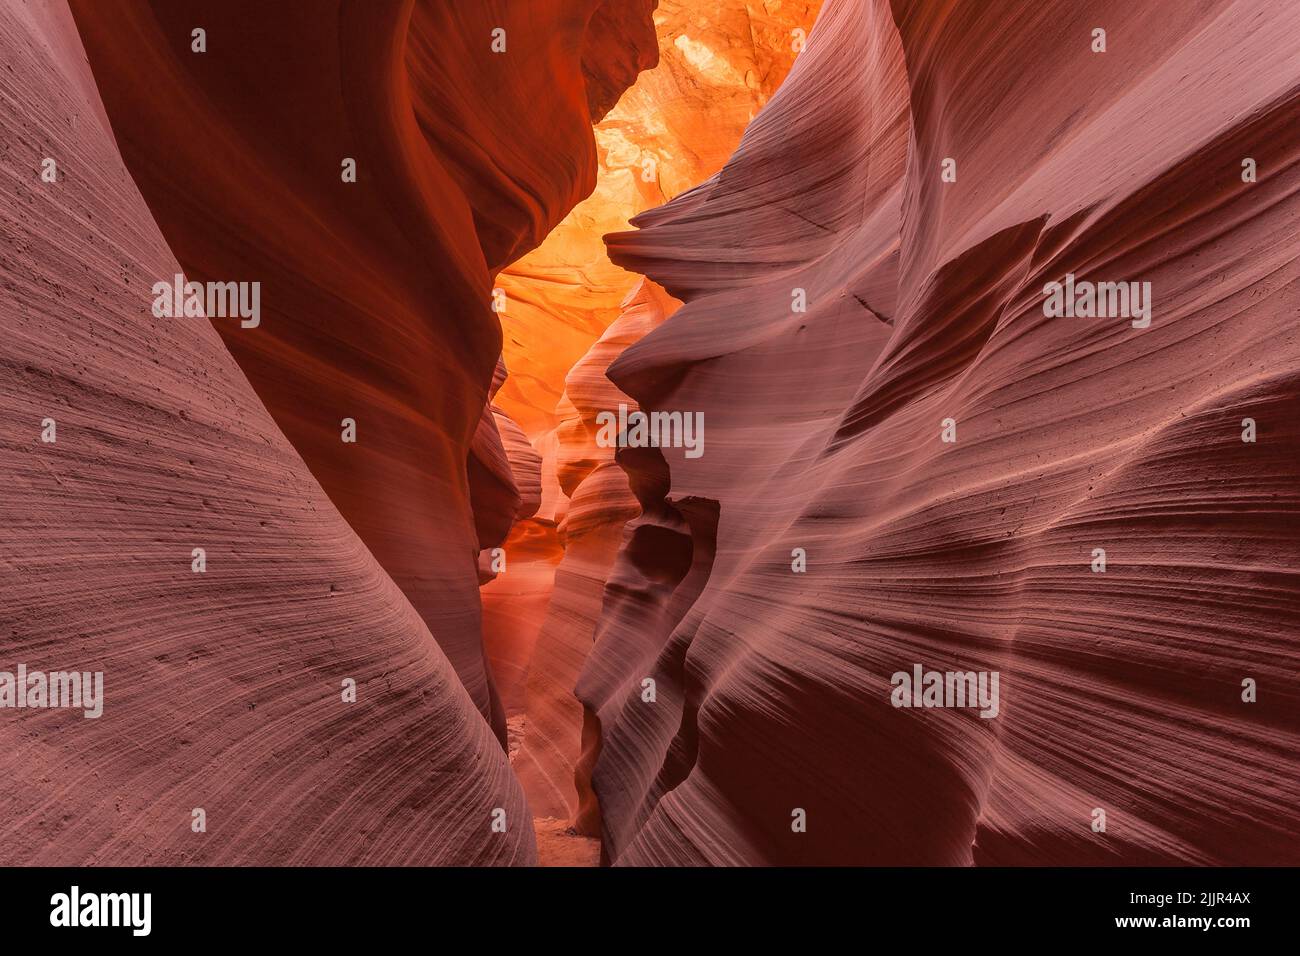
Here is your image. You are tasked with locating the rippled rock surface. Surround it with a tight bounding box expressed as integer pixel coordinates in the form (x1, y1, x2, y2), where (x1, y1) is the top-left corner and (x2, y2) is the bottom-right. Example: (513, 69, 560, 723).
(593, 0, 1300, 864)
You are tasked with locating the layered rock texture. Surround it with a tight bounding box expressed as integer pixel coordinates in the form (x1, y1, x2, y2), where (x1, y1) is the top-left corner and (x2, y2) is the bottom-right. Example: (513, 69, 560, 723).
(1, 0, 666, 865)
(0, 0, 538, 865)
(593, 0, 1300, 864)
(3, 0, 1296, 869)
(511, 278, 677, 829)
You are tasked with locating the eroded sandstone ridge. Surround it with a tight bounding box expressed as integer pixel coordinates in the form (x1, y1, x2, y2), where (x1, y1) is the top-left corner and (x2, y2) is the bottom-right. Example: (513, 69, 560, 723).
(594, 0, 1300, 864)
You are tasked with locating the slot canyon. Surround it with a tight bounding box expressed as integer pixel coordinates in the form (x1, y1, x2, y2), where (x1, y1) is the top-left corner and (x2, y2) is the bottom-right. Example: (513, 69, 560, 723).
(0, 0, 1297, 870)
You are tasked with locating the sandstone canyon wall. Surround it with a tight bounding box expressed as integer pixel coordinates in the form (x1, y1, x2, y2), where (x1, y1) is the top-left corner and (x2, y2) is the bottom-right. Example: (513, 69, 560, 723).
(1, 0, 1296, 869)
(511, 278, 677, 831)
(0, 0, 539, 865)
(593, 0, 1300, 864)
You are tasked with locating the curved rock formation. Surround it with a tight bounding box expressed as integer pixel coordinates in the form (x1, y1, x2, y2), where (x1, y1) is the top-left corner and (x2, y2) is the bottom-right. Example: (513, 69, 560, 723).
(66, 0, 659, 742)
(476, 363, 549, 715)
(8, 0, 1295, 871)
(472, 360, 543, 568)
(0, 0, 531, 865)
(595, 0, 1300, 865)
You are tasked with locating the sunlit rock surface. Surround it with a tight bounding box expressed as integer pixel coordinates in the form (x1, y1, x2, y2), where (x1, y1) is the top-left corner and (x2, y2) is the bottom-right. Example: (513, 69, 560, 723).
(494, 0, 824, 438)
(6, 0, 1294, 870)
(512, 280, 677, 830)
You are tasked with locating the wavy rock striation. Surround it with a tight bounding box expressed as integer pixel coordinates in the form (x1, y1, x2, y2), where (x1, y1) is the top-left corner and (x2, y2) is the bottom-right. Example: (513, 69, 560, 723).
(595, 0, 1300, 864)
(0, 0, 532, 865)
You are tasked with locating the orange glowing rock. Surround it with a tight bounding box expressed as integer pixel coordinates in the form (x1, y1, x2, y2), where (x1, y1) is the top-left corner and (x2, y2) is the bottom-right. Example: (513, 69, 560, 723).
(493, 1, 824, 441)
(483, 2, 821, 835)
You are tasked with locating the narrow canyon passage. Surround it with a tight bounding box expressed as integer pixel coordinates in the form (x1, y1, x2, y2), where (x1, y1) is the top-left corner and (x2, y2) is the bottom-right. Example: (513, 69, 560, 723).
(3, 0, 1297, 871)
(478, 1, 821, 865)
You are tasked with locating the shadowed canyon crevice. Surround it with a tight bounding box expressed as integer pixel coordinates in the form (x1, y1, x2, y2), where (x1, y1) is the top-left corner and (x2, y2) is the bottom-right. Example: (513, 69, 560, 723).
(0, 0, 1296, 868)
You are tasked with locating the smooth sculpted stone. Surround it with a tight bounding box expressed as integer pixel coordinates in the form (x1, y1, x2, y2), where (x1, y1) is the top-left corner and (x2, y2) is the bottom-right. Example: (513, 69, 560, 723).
(512, 280, 677, 831)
